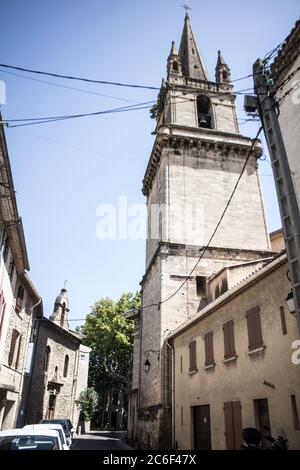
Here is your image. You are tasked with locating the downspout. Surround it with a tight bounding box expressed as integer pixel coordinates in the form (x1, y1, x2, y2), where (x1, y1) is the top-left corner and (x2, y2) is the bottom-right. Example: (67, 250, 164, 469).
(23, 297, 42, 424)
(166, 338, 175, 449)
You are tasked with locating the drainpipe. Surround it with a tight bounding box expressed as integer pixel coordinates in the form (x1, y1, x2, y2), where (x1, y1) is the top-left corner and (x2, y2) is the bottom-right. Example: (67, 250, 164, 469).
(166, 338, 175, 449)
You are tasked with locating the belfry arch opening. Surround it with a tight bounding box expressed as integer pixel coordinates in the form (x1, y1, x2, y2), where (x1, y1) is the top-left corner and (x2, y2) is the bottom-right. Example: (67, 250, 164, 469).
(197, 95, 212, 129)
(172, 61, 179, 72)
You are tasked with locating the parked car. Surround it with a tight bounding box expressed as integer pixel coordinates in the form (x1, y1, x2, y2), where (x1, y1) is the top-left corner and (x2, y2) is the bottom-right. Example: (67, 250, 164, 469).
(23, 424, 70, 450)
(0, 428, 61, 450)
(40, 419, 74, 443)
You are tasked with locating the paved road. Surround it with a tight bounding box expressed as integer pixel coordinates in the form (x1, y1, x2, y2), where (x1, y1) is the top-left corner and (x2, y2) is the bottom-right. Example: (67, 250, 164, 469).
(71, 431, 133, 450)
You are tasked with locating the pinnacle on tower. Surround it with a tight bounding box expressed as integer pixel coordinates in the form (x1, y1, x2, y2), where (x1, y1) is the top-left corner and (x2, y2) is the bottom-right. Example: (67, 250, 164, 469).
(215, 50, 231, 83)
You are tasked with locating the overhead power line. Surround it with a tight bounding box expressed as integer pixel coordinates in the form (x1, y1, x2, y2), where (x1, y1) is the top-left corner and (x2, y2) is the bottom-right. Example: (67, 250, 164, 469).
(0, 62, 254, 92)
(0, 63, 160, 91)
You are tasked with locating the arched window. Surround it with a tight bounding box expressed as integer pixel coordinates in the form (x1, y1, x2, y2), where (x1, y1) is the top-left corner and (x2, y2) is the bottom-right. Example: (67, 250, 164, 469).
(222, 70, 228, 81)
(15, 285, 25, 313)
(63, 355, 69, 378)
(44, 346, 51, 372)
(172, 61, 179, 72)
(197, 95, 212, 129)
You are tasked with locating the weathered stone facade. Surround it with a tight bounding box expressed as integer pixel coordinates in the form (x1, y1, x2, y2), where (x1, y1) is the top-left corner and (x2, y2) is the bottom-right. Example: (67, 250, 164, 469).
(129, 14, 273, 449)
(0, 118, 42, 431)
(26, 289, 90, 430)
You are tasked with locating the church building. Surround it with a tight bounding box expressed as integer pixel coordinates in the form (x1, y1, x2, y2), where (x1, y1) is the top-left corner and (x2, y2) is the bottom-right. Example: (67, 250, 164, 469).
(25, 287, 90, 431)
(128, 13, 274, 449)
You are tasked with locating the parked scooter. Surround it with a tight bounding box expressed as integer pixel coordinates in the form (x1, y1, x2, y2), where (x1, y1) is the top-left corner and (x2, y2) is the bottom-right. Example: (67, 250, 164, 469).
(263, 425, 289, 450)
(240, 428, 263, 450)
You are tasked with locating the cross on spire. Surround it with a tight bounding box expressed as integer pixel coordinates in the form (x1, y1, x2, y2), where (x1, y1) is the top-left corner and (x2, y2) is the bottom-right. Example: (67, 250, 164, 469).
(181, 0, 192, 14)
(64, 279, 68, 289)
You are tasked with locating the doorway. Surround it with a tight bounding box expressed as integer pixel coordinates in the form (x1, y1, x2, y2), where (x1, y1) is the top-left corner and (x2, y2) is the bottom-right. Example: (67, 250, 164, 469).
(193, 405, 211, 450)
(47, 394, 56, 419)
(254, 398, 271, 448)
(223, 401, 243, 449)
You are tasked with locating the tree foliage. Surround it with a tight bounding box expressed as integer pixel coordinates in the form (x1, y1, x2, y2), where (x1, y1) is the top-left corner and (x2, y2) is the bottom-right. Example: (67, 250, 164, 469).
(79, 292, 141, 402)
(76, 387, 98, 421)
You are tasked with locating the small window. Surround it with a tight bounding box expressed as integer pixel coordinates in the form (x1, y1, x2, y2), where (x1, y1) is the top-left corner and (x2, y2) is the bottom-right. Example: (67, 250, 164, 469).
(222, 71, 228, 81)
(291, 395, 300, 430)
(246, 305, 263, 351)
(63, 355, 69, 378)
(180, 355, 183, 373)
(215, 285, 220, 299)
(44, 346, 51, 372)
(196, 276, 206, 296)
(223, 320, 236, 359)
(173, 61, 179, 72)
(280, 306, 287, 335)
(3, 237, 9, 263)
(15, 285, 25, 313)
(54, 366, 58, 380)
(189, 341, 197, 371)
(9, 260, 15, 281)
(8, 329, 21, 368)
(204, 332, 214, 367)
(0, 291, 6, 339)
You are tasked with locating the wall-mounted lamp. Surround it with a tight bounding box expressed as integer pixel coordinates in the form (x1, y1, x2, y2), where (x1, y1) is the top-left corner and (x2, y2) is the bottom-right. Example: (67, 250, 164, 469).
(285, 289, 296, 315)
(144, 350, 160, 374)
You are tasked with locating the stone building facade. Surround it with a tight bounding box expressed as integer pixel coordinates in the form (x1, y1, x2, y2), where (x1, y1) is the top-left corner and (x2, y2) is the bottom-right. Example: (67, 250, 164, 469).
(168, 253, 300, 450)
(0, 119, 42, 430)
(128, 14, 274, 449)
(26, 288, 90, 430)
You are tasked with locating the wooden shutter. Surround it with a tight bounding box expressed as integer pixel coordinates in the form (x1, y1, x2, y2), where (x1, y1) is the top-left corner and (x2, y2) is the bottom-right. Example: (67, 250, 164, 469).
(246, 305, 263, 351)
(204, 332, 214, 366)
(280, 306, 287, 335)
(224, 401, 243, 450)
(8, 329, 19, 366)
(189, 341, 197, 371)
(224, 402, 235, 449)
(223, 320, 236, 359)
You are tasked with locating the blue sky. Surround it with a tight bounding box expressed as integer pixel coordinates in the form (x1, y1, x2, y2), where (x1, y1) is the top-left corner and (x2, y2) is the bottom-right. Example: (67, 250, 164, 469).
(0, 0, 299, 327)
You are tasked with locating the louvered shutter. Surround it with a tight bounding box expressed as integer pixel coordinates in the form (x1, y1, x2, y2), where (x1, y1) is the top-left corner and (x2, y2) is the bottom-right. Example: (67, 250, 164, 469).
(189, 341, 197, 371)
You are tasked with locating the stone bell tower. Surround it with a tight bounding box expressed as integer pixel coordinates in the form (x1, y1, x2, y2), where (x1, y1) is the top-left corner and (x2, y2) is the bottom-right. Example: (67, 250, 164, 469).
(129, 14, 272, 449)
(49, 287, 70, 330)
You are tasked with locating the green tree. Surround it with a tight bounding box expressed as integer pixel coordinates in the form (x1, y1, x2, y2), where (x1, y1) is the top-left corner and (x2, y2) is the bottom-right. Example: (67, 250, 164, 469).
(79, 292, 141, 422)
(76, 387, 98, 421)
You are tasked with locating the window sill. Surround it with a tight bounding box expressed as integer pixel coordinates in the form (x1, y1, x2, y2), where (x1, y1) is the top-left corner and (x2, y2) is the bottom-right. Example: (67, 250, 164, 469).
(204, 363, 215, 370)
(247, 345, 265, 355)
(224, 355, 238, 363)
(188, 368, 198, 375)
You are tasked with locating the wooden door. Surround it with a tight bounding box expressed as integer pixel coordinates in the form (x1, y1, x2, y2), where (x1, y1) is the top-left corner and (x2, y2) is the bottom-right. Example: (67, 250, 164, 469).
(193, 405, 211, 450)
(224, 401, 243, 450)
(255, 398, 271, 448)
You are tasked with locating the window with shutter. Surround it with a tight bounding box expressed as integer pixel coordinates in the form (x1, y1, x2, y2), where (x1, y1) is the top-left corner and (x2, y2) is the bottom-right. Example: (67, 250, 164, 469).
(246, 305, 263, 351)
(8, 329, 20, 367)
(223, 320, 236, 359)
(189, 341, 197, 371)
(15, 285, 25, 313)
(204, 332, 214, 367)
(0, 291, 6, 339)
(280, 306, 287, 335)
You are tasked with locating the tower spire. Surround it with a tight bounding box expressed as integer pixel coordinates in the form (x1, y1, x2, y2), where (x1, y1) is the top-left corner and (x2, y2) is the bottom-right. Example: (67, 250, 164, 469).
(49, 286, 70, 330)
(179, 13, 208, 80)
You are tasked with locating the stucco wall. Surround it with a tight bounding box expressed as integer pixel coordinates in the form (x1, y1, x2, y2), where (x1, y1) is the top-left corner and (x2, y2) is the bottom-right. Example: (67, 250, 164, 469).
(172, 261, 300, 449)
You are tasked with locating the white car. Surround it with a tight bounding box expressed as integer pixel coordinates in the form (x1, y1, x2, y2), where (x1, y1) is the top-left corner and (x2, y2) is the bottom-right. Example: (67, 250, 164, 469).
(0, 428, 61, 450)
(23, 424, 70, 450)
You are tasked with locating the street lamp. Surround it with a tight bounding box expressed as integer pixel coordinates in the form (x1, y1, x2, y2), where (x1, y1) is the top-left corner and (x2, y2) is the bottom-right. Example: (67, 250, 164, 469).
(286, 289, 296, 315)
(144, 350, 160, 374)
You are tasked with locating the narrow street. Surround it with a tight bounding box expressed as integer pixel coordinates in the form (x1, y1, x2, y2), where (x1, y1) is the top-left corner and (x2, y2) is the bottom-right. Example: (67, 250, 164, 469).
(71, 431, 133, 450)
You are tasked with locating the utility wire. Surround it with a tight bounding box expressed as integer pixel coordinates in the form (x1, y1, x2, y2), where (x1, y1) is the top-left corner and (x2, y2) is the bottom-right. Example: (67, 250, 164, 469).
(0, 63, 160, 91)
(0, 68, 140, 104)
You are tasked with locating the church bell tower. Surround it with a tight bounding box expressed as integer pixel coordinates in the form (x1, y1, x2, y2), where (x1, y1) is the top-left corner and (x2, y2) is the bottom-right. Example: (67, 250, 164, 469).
(129, 13, 271, 449)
